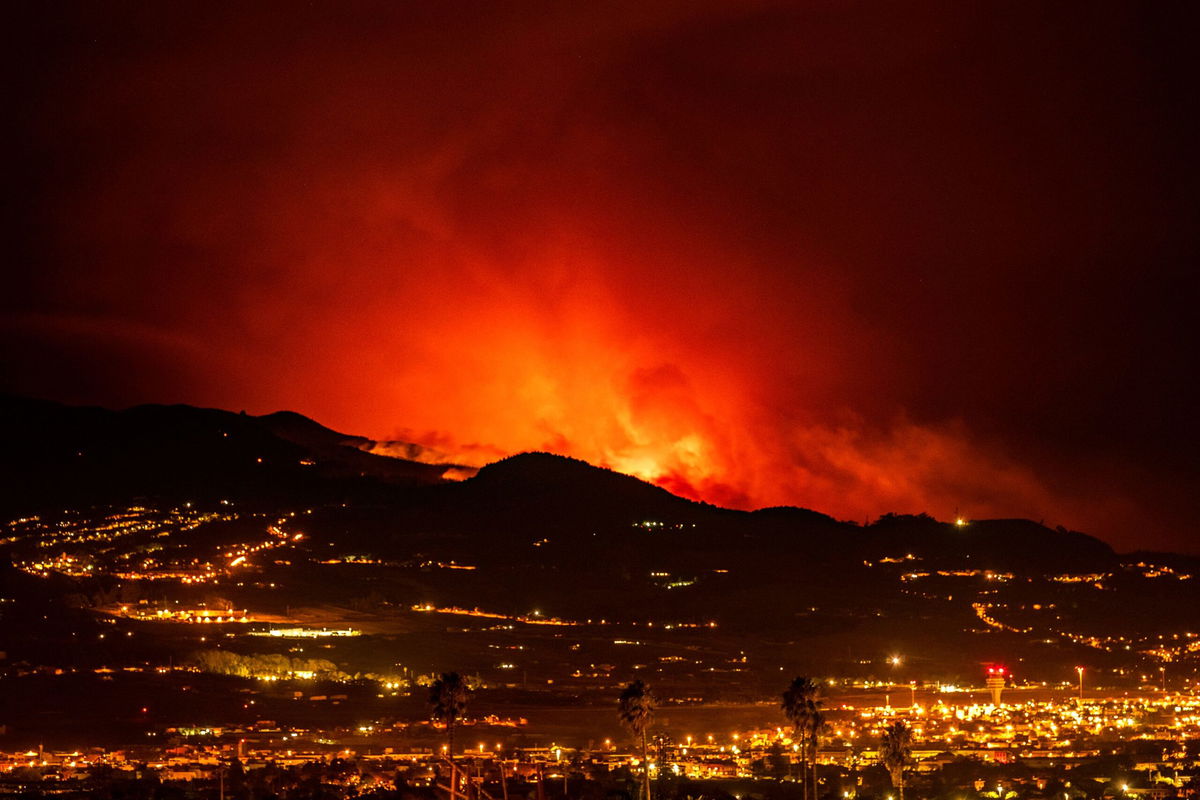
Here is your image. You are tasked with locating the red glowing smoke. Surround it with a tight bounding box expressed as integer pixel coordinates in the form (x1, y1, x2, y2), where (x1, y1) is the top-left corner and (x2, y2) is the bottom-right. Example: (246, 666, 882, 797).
(4, 2, 1194, 551)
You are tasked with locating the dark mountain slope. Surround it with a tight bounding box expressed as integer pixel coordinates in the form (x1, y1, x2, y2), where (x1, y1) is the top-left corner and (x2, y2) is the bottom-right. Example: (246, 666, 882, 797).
(465, 452, 715, 523)
(0, 397, 1119, 577)
(862, 513, 1115, 572)
(0, 396, 449, 513)
(256, 409, 373, 450)
(255, 409, 460, 484)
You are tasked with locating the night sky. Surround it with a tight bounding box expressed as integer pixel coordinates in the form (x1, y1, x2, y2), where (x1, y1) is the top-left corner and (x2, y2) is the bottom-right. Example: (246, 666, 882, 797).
(4, 2, 1197, 552)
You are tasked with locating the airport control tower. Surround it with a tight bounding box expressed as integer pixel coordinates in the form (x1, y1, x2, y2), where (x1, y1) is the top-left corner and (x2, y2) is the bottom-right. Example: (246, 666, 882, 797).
(986, 666, 1007, 705)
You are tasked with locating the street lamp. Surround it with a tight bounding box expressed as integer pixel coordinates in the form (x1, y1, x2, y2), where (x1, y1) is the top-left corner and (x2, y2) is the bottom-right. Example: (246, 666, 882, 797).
(886, 656, 903, 709)
(1075, 666, 1084, 701)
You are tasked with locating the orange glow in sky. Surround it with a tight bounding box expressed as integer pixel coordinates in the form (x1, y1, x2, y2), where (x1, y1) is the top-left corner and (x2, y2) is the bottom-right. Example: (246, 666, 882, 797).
(4, 2, 1193, 551)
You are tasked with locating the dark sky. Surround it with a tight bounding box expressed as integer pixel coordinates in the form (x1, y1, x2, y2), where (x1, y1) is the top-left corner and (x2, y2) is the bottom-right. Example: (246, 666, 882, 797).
(4, 2, 1197, 552)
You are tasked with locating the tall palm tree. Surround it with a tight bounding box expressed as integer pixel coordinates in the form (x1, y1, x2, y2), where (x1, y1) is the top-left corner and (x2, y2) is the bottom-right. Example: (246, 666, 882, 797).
(879, 721, 913, 800)
(805, 707, 827, 800)
(618, 679, 656, 800)
(429, 672, 471, 760)
(782, 677, 821, 800)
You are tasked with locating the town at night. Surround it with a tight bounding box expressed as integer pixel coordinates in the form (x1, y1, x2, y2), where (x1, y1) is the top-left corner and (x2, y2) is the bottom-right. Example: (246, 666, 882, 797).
(2, 2, 1197, 799)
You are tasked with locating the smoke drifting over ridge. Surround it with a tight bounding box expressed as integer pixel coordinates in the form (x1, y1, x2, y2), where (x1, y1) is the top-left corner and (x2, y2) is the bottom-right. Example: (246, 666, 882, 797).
(4, 2, 1196, 550)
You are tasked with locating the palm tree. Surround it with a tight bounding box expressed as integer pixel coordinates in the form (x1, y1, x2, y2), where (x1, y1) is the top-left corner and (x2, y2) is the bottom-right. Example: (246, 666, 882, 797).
(618, 679, 656, 800)
(782, 677, 821, 800)
(879, 721, 913, 800)
(429, 672, 471, 760)
(805, 707, 827, 800)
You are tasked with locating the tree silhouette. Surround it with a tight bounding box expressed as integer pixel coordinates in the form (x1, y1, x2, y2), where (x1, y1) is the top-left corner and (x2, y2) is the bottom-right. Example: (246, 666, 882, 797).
(429, 672, 471, 760)
(805, 706, 827, 800)
(618, 680, 656, 800)
(879, 721, 913, 800)
(783, 677, 822, 800)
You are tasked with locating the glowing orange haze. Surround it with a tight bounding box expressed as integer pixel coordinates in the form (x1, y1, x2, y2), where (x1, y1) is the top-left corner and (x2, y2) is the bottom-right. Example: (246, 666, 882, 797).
(197, 174, 1104, 530)
(300, 267, 1099, 527)
(29, 150, 1124, 534)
